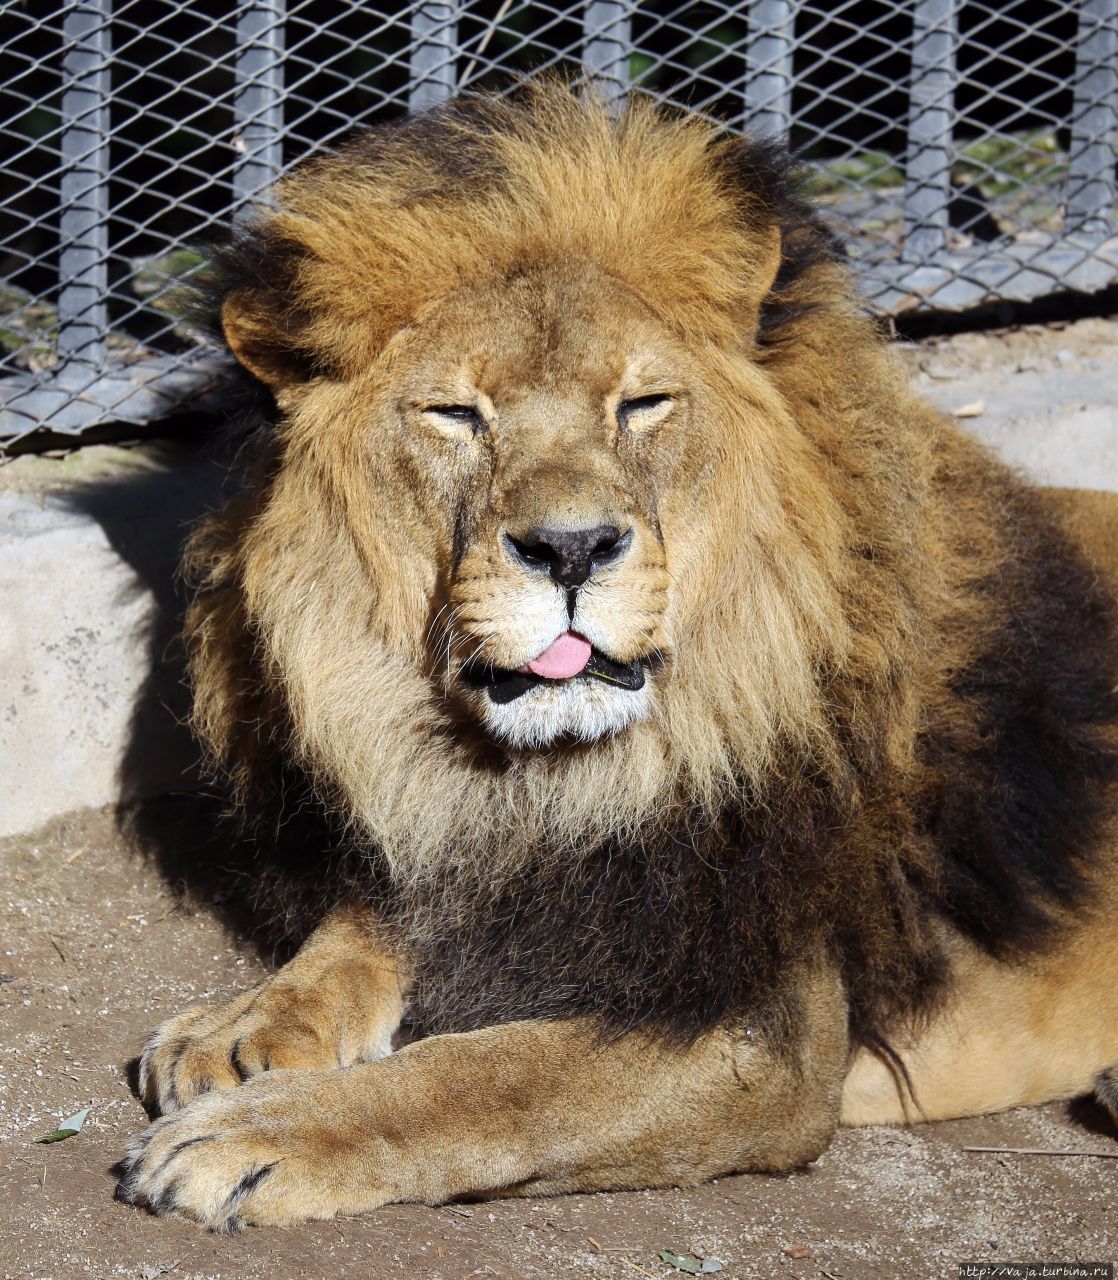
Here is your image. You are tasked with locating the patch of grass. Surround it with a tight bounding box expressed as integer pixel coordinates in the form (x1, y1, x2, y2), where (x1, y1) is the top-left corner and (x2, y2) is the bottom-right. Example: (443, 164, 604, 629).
(0, 286, 59, 368)
(804, 129, 1068, 201)
(953, 129, 1066, 197)
(805, 150, 904, 196)
(131, 248, 207, 311)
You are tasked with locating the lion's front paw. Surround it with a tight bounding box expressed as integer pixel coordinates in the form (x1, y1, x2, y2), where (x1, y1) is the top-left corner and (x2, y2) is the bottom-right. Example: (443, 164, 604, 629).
(117, 1070, 385, 1230)
(139, 973, 395, 1114)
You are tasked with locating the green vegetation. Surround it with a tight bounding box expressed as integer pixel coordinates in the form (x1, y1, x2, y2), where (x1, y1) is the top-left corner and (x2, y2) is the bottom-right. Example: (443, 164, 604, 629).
(805, 129, 1067, 200)
(952, 129, 1066, 197)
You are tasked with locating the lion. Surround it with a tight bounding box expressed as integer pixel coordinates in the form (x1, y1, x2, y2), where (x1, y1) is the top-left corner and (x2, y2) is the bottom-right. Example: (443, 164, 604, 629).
(116, 85, 1118, 1231)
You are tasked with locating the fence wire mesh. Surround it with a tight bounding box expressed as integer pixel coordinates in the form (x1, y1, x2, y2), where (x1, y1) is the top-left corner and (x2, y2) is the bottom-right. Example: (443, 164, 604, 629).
(1, 0, 1116, 451)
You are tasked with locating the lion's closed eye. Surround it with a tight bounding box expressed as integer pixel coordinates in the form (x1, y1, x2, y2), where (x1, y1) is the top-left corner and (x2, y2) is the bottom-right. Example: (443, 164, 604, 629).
(421, 403, 488, 437)
(616, 393, 675, 434)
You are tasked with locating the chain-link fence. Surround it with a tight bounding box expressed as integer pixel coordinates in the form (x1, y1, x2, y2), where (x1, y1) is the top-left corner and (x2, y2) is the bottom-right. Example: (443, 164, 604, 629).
(2, 1, 1116, 452)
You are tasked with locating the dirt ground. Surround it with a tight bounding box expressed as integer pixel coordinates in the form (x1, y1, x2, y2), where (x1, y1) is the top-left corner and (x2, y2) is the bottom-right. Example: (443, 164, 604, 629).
(1, 805, 1115, 1280)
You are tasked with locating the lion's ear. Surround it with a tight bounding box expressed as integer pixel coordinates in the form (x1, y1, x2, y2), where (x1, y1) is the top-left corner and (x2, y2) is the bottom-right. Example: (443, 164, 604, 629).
(222, 292, 307, 392)
(746, 221, 784, 314)
(756, 222, 783, 296)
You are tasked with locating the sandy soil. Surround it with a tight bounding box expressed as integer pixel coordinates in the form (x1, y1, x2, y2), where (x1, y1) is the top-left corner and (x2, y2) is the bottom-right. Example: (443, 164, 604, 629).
(1, 805, 1116, 1280)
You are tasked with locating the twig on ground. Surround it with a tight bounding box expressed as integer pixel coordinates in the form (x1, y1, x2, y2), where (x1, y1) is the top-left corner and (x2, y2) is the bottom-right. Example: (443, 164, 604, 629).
(618, 1260, 662, 1279)
(964, 1144, 1118, 1159)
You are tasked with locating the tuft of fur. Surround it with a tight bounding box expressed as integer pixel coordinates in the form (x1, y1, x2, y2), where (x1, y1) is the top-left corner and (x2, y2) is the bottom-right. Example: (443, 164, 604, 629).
(205, 89, 817, 377)
(184, 84, 1118, 1046)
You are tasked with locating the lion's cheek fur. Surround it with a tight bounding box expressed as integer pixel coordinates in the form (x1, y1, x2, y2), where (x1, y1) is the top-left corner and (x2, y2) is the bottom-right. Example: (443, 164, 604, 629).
(655, 372, 857, 796)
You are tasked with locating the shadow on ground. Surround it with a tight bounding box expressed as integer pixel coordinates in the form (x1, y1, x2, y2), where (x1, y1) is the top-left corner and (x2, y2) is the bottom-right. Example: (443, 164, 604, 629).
(61, 437, 275, 947)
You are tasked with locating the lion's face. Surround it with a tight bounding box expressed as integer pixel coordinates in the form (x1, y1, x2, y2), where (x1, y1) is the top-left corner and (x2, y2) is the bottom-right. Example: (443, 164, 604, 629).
(330, 260, 712, 749)
(228, 232, 839, 787)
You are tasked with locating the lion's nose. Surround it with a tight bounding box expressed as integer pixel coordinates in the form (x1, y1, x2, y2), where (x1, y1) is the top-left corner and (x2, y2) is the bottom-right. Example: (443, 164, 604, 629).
(505, 524, 630, 588)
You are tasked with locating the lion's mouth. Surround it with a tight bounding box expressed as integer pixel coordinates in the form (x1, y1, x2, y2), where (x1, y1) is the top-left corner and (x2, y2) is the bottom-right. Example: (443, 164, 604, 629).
(463, 647, 648, 705)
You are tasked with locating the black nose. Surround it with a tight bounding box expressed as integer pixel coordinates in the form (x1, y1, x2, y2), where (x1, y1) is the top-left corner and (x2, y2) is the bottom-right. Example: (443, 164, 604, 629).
(506, 524, 630, 588)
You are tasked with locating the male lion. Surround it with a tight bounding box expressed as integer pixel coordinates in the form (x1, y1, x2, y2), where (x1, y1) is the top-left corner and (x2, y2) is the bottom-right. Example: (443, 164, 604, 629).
(118, 86, 1118, 1231)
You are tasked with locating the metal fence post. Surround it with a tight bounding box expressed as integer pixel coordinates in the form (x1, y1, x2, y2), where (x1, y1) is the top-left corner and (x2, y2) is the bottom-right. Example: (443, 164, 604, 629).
(745, 0, 794, 139)
(583, 2, 631, 108)
(58, 0, 111, 370)
(234, 1, 286, 209)
(1067, 0, 1118, 239)
(410, 2, 459, 112)
(904, 0, 957, 263)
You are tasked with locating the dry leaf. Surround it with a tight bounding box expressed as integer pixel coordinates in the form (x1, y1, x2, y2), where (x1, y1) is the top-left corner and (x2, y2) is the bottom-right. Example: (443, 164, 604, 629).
(951, 399, 985, 418)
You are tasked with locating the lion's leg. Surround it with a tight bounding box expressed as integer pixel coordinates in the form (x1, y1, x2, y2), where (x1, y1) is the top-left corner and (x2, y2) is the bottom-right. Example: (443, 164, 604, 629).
(139, 906, 409, 1115)
(118, 967, 847, 1230)
(842, 898, 1118, 1125)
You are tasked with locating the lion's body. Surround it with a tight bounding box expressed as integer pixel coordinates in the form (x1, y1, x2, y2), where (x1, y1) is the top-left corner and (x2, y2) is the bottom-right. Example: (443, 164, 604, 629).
(118, 87, 1118, 1230)
(846, 486, 1118, 1125)
(845, 848, 1118, 1123)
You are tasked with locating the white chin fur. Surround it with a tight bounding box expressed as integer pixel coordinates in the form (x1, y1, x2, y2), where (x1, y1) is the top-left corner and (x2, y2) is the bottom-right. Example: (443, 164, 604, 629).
(481, 677, 653, 748)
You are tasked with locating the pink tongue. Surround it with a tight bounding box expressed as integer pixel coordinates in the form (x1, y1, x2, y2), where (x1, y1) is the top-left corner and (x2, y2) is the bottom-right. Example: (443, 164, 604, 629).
(520, 631, 592, 680)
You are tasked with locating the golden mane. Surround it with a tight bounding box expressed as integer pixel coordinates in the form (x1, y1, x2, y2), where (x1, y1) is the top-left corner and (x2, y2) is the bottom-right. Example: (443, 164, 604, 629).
(229, 87, 788, 380)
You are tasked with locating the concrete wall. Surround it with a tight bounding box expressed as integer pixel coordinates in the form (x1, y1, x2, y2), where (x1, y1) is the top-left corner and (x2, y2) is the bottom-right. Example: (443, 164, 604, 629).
(0, 446, 224, 837)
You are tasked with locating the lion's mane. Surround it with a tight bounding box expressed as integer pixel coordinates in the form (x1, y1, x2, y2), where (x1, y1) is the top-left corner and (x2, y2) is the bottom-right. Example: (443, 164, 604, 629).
(185, 87, 1118, 1046)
